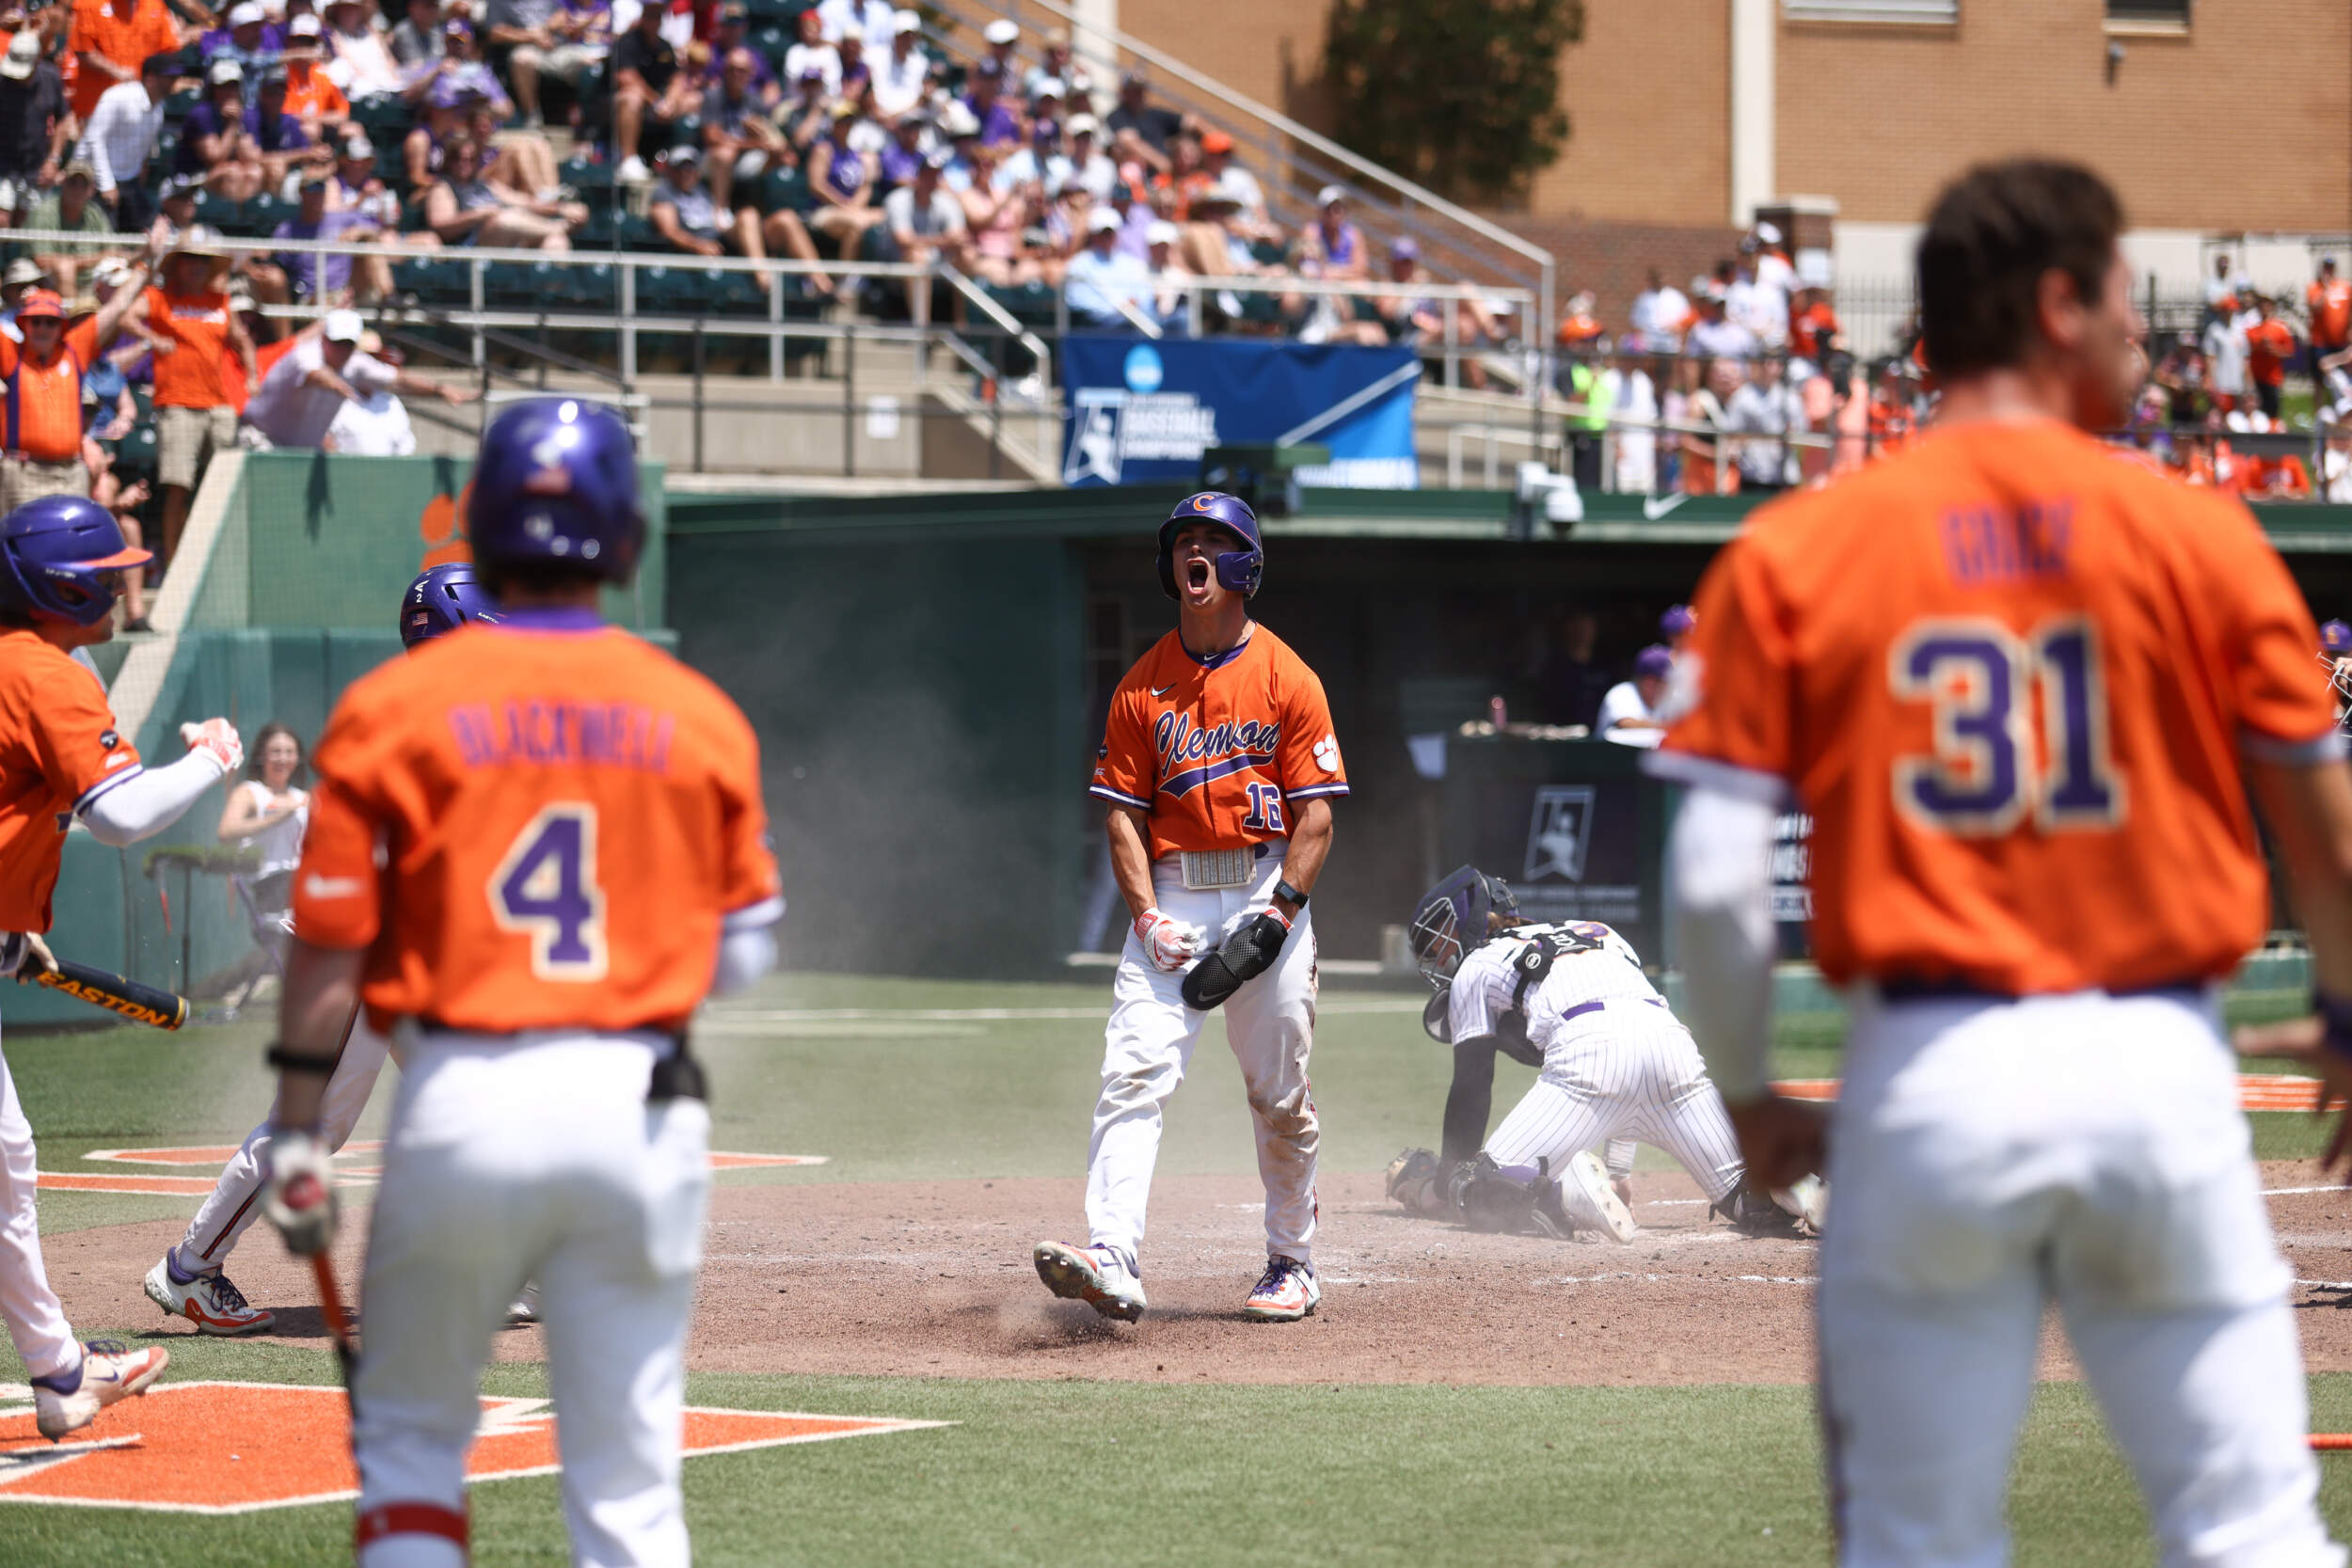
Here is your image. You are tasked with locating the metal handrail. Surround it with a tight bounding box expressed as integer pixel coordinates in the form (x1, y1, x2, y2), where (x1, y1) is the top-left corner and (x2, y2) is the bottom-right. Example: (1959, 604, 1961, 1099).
(933, 0, 1555, 356)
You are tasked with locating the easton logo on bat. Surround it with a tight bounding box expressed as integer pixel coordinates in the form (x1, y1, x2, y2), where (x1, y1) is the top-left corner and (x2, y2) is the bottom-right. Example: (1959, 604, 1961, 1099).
(32, 968, 186, 1030)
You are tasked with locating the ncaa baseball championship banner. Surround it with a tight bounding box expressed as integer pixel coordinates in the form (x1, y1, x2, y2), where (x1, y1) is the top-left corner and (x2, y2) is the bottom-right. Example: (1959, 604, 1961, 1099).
(1060, 337, 1420, 489)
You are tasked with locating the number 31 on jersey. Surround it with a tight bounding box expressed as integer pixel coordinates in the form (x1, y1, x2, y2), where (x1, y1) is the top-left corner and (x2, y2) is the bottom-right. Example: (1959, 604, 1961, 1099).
(489, 803, 610, 980)
(1889, 615, 2125, 836)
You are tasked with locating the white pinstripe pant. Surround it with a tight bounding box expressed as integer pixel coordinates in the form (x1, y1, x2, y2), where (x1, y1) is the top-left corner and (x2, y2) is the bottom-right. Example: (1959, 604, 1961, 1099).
(1483, 998, 1744, 1203)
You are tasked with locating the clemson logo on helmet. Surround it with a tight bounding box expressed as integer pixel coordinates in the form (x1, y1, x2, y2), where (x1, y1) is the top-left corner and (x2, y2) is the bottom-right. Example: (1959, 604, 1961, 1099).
(1192, 495, 1214, 512)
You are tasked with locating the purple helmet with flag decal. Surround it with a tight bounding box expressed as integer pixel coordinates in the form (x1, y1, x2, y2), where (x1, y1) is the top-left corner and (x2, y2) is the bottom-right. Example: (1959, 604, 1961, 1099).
(2324, 619, 2352, 657)
(400, 561, 501, 649)
(0, 495, 151, 628)
(465, 398, 642, 583)
(1156, 490, 1263, 601)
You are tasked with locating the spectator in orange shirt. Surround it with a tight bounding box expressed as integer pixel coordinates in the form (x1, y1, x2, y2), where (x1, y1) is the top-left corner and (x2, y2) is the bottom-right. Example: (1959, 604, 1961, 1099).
(1554, 288, 1602, 350)
(0, 273, 146, 507)
(129, 227, 258, 562)
(2309, 257, 2350, 373)
(278, 16, 351, 137)
(67, 0, 180, 123)
(1789, 283, 1840, 367)
(2244, 294, 2296, 421)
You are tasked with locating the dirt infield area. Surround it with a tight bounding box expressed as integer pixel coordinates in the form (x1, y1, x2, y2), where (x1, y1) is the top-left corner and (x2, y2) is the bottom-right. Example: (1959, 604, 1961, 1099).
(40, 1163, 2352, 1390)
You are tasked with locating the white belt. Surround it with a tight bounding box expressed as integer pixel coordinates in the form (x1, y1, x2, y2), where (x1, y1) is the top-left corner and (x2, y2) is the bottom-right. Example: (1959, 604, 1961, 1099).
(1172, 845, 1273, 891)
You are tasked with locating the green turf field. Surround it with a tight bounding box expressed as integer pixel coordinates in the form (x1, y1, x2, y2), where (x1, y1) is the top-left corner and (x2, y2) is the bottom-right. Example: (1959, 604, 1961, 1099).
(3, 973, 2347, 1563)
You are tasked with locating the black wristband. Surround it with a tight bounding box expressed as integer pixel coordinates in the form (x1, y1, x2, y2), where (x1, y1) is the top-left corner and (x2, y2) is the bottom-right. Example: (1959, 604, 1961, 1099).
(1274, 879, 1309, 909)
(265, 1044, 338, 1076)
(2315, 991, 2352, 1066)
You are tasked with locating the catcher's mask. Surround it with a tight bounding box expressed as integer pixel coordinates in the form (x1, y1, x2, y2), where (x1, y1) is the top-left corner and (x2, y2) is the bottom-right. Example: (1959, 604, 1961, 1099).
(1406, 864, 1518, 987)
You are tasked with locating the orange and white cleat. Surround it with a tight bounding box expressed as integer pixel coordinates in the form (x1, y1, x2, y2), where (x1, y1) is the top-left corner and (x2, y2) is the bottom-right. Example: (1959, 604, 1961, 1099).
(144, 1254, 277, 1336)
(33, 1340, 169, 1439)
(1242, 1256, 1320, 1322)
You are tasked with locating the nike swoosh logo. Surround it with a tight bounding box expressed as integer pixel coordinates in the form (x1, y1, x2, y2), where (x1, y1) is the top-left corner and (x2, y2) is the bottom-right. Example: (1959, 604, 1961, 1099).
(1642, 493, 1688, 520)
(1152, 684, 1174, 698)
(303, 875, 367, 898)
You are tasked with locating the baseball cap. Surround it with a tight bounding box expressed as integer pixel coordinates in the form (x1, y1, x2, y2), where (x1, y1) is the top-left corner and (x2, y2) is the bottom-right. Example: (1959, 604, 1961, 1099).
(323, 308, 364, 342)
(1660, 604, 1696, 638)
(14, 289, 62, 321)
(891, 8, 917, 32)
(0, 32, 37, 80)
(921, 147, 952, 171)
(3, 258, 47, 286)
(92, 257, 134, 287)
(1200, 130, 1232, 154)
(935, 100, 978, 137)
(2323, 620, 2352, 656)
(57, 157, 95, 182)
(1031, 76, 1064, 100)
(442, 15, 472, 36)
(286, 10, 320, 36)
(716, 1, 745, 20)
(160, 171, 203, 198)
(229, 0, 264, 24)
(1634, 645, 1675, 680)
(209, 58, 244, 85)
(342, 134, 373, 158)
(1087, 208, 1120, 234)
(666, 142, 701, 164)
(971, 55, 1001, 79)
(982, 17, 1016, 43)
(1068, 112, 1098, 136)
(1315, 183, 1345, 207)
(1146, 219, 1178, 246)
(1754, 220, 1783, 245)
(1391, 236, 1418, 261)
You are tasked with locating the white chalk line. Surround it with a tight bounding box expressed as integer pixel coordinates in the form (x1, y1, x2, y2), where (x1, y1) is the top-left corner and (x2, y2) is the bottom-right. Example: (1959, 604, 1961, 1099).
(701, 999, 1424, 1025)
(2266, 1184, 2352, 1197)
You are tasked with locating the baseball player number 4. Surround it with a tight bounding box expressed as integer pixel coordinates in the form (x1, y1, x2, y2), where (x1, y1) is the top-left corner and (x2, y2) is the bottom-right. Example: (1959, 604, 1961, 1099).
(488, 803, 610, 981)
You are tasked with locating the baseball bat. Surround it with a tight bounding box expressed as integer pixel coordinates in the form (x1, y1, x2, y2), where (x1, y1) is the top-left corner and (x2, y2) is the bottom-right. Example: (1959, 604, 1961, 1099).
(310, 1250, 360, 1413)
(32, 958, 189, 1030)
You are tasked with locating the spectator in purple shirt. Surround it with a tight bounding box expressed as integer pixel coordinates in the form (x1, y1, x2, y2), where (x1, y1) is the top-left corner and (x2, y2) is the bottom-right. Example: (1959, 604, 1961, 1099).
(963, 57, 1019, 149)
(274, 170, 386, 301)
(876, 109, 924, 191)
(698, 1, 771, 94)
(201, 2, 284, 75)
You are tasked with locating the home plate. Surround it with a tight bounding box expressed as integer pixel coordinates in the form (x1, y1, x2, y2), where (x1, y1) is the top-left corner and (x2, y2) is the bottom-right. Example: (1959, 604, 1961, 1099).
(0, 1382, 941, 1513)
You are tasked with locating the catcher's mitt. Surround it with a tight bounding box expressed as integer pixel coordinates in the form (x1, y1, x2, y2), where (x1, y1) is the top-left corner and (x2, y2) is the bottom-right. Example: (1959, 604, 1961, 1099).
(1181, 909, 1291, 1011)
(1385, 1147, 1440, 1211)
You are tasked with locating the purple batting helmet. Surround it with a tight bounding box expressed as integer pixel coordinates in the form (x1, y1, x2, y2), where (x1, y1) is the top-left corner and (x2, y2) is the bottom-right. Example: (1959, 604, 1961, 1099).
(0, 495, 151, 627)
(400, 561, 501, 649)
(2324, 619, 2352, 657)
(466, 398, 643, 583)
(1634, 644, 1675, 680)
(1156, 490, 1263, 601)
(1660, 604, 1696, 639)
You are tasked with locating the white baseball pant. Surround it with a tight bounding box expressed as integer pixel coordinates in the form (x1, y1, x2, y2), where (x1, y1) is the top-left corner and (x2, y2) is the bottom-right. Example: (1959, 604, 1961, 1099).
(1483, 998, 1744, 1204)
(1821, 986, 2342, 1568)
(0, 1026, 76, 1383)
(176, 1018, 392, 1272)
(1088, 854, 1318, 1266)
(352, 1029, 709, 1568)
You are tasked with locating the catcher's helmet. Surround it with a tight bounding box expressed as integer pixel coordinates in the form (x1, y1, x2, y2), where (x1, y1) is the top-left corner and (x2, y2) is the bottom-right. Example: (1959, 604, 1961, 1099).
(466, 398, 642, 584)
(1157, 490, 1263, 601)
(2324, 619, 2352, 657)
(0, 495, 150, 628)
(1406, 864, 1519, 987)
(400, 562, 500, 649)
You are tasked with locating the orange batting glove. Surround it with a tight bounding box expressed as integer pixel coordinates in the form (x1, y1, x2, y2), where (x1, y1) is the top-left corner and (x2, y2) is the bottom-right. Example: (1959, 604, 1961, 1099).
(180, 718, 244, 775)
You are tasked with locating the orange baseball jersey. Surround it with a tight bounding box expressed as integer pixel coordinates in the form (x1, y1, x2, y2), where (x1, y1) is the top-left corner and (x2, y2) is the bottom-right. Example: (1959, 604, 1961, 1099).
(1655, 417, 2336, 996)
(0, 630, 140, 932)
(292, 612, 781, 1035)
(1089, 625, 1346, 860)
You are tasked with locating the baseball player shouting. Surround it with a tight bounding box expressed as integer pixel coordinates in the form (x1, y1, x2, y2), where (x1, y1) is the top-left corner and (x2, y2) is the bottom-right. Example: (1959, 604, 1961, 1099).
(1387, 866, 1810, 1241)
(140, 563, 504, 1337)
(261, 400, 784, 1567)
(1660, 161, 2349, 1566)
(1036, 491, 1346, 1323)
(0, 496, 248, 1436)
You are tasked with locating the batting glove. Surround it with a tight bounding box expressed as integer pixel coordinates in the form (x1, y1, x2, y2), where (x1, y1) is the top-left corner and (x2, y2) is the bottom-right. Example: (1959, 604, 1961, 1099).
(1134, 908, 1206, 973)
(0, 931, 54, 982)
(262, 1127, 338, 1257)
(181, 718, 244, 776)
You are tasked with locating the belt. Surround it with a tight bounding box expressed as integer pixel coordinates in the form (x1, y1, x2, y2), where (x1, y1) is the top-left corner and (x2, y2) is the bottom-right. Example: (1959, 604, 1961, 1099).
(1875, 976, 2205, 1004)
(4, 452, 77, 467)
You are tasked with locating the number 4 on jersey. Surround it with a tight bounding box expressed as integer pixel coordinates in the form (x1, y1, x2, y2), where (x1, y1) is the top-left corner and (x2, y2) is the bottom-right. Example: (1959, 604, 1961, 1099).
(1890, 615, 2125, 836)
(490, 804, 609, 979)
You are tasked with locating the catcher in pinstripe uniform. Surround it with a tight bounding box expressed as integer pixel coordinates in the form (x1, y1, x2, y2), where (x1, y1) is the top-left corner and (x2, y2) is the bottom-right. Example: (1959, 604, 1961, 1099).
(1385, 866, 1822, 1243)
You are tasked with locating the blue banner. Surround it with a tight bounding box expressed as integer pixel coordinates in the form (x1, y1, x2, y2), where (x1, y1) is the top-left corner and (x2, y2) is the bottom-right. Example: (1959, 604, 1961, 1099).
(1060, 336, 1420, 488)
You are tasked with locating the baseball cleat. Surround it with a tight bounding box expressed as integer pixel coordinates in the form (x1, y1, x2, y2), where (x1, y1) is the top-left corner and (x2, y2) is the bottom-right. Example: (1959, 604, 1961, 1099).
(144, 1255, 276, 1335)
(1556, 1150, 1639, 1244)
(33, 1340, 169, 1440)
(504, 1283, 541, 1326)
(1717, 1186, 1809, 1237)
(1033, 1241, 1147, 1322)
(1242, 1256, 1319, 1322)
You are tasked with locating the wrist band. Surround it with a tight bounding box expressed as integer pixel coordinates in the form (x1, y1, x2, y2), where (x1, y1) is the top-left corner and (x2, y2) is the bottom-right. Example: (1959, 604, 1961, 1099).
(264, 1044, 338, 1076)
(2315, 990, 2352, 1065)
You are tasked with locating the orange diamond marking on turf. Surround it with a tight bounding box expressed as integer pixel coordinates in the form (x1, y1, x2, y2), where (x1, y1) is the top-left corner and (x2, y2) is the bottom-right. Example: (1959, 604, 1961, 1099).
(0, 1382, 943, 1514)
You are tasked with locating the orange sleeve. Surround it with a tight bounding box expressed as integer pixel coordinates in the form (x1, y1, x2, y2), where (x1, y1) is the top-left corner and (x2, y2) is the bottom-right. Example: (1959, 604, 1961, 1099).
(63, 319, 96, 364)
(66, 0, 95, 57)
(325, 79, 349, 115)
(0, 337, 22, 378)
(1656, 532, 1799, 793)
(289, 698, 387, 950)
(2206, 499, 2340, 755)
(1088, 681, 1152, 811)
(1273, 657, 1347, 801)
(34, 663, 138, 806)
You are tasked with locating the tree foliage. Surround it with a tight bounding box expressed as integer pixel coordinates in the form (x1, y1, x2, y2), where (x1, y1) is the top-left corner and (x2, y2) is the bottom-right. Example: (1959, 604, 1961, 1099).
(1324, 0, 1582, 206)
